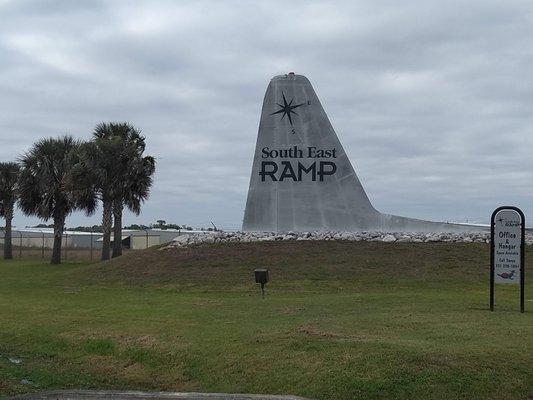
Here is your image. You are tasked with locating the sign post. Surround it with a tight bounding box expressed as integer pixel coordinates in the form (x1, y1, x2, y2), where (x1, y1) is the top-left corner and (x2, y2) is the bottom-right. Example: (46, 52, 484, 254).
(490, 206, 525, 313)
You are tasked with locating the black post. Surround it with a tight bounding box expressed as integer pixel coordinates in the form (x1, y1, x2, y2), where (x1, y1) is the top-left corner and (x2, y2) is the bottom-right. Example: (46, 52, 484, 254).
(490, 211, 495, 311)
(19, 232, 22, 258)
(90, 229, 93, 262)
(520, 213, 525, 313)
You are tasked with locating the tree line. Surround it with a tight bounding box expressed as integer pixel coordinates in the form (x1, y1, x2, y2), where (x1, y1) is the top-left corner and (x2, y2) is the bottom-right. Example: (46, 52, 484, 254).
(28, 222, 202, 232)
(0, 122, 155, 264)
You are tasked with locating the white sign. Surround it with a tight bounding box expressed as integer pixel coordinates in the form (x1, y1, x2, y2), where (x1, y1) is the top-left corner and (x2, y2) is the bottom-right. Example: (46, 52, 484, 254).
(493, 209, 522, 284)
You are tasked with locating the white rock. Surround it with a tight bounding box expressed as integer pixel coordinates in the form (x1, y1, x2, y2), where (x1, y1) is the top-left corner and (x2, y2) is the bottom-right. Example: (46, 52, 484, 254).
(382, 234, 396, 243)
(160, 229, 519, 249)
(173, 235, 190, 243)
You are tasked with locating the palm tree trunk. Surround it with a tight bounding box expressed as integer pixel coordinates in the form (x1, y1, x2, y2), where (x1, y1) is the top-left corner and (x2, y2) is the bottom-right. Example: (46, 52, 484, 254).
(51, 213, 65, 264)
(112, 199, 123, 258)
(101, 198, 112, 261)
(3, 202, 13, 260)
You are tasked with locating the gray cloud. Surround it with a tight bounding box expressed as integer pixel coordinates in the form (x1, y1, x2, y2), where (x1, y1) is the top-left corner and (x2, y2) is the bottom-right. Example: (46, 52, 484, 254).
(1, 0, 532, 229)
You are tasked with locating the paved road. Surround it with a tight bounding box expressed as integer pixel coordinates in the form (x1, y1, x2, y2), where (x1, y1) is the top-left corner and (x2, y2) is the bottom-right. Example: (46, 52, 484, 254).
(4, 390, 312, 400)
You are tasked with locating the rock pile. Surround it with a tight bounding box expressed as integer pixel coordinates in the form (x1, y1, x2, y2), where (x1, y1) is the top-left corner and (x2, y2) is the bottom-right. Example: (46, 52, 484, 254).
(162, 230, 533, 249)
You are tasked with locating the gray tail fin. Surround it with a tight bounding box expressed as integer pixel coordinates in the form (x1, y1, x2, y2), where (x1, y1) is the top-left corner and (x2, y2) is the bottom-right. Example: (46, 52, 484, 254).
(243, 73, 379, 232)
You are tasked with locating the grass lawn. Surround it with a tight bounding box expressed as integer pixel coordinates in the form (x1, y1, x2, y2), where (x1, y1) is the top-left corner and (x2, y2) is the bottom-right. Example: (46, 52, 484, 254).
(0, 241, 531, 399)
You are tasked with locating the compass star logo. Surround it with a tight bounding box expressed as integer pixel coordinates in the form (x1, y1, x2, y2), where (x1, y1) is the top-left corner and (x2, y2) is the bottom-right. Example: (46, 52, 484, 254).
(270, 91, 305, 126)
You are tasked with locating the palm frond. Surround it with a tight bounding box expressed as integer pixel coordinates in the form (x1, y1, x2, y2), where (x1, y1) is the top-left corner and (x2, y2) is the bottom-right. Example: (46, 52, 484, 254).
(18, 135, 84, 220)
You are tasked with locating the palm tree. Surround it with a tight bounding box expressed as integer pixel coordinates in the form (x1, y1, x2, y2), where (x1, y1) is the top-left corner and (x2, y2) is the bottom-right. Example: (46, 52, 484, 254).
(68, 136, 124, 261)
(0, 162, 20, 259)
(93, 122, 155, 258)
(114, 153, 155, 256)
(18, 136, 96, 264)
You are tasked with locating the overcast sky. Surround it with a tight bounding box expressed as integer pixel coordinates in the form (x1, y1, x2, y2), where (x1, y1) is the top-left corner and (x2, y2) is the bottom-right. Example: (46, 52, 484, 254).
(1, 0, 532, 229)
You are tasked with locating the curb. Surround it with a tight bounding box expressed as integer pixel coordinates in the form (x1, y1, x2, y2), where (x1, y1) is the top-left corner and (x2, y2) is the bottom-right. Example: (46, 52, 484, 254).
(4, 390, 313, 400)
